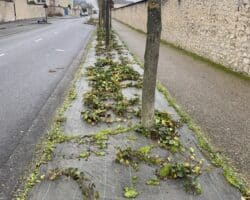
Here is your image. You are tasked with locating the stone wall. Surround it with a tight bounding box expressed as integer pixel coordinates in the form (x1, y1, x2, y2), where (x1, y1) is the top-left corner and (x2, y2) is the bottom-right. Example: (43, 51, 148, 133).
(0, 1, 15, 22)
(58, 0, 73, 8)
(0, 0, 45, 22)
(15, 0, 45, 20)
(69, 8, 81, 17)
(47, 6, 65, 16)
(113, 0, 250, 75)
(47, 6, 80, 17)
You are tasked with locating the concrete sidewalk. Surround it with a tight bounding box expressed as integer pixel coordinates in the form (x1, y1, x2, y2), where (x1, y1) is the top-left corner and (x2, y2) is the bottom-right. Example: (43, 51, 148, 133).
(21, 32, 242, 200)
(113, 20, 250, 182)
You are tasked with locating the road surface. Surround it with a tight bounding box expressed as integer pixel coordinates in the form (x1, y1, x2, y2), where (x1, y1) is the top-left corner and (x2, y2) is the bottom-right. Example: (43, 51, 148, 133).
(0, 18, 94, 199)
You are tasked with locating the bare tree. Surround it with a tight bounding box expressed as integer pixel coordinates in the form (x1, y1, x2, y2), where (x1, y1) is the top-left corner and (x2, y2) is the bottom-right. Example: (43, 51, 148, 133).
(98, 0, 112, 49)
(141, 0, 162, 128)
(105, 0, 110, 49)
(98, 0, 103, 27)
(98, 0, 105, 29)
(109, 0, 114, 30)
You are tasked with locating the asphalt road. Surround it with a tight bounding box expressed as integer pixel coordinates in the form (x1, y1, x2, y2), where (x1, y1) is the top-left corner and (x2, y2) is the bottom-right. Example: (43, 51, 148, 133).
(113, 21, 250, 183)
(0, 18, 94, 199)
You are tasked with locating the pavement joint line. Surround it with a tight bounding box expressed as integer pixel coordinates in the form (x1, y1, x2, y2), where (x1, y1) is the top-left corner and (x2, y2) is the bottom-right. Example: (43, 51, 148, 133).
(73, 186, 78, 200)
(41, 181, 51, 200)
(158, 185, 164, 200)
(103, 157, 107, 199)
(129, 166, 132, 186)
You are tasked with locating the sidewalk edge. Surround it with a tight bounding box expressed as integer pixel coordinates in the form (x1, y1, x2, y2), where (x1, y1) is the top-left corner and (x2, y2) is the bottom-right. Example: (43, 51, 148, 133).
(12, 29, 96, 200)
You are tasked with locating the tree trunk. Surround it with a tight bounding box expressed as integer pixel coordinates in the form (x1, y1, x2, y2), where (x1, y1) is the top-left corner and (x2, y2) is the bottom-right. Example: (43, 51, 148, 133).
(98, 0, 103, 28)
(105, 0, 110, 49)
(101, 0, 106, 30)
(141, 0, 162, 128)
(109, 3, 112, 30)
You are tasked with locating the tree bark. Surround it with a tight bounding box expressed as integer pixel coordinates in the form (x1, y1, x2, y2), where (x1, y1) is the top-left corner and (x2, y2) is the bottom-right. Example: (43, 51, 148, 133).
(98, 0, 102, 27)
(109, 1, 112, 30)
(100, 0, 106, 30)
(105, 0, 110, 49)
(141, 0, 162, 128)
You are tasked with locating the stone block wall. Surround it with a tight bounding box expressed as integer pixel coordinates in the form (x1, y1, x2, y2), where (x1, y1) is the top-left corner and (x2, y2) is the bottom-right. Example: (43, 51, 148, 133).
(69, 8, 81, 17)
(15, 0, 45, 20)
(113, 0, 250, 75)
(58, 0, 73, 8)
(47, 6, 65, 16)
(0, 0, 45, 22)
(0, 1, 15, 22)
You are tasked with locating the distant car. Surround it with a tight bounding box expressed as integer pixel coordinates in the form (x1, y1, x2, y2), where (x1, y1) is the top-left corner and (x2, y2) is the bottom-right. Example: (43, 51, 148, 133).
(37, 18, 47, 24)
(80, 13, 89, 17)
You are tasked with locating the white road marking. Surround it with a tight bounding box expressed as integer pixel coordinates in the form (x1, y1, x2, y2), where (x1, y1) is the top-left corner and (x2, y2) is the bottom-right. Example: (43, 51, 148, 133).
(55, 49, 65, 52)
(34, 38, 42, 42)
(0, 53, 5, 57)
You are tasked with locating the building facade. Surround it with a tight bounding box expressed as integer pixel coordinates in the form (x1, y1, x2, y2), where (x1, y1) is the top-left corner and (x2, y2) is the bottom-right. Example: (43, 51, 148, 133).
(0, 0, 74, 23)
(46, 0, 74, 16)
(0, 0, 45, 22)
